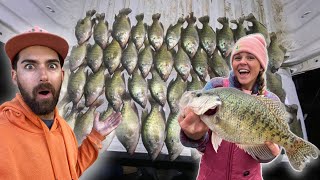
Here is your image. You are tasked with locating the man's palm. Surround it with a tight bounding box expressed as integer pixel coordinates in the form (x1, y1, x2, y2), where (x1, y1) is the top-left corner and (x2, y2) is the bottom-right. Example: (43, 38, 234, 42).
(93, 112, 122, 137)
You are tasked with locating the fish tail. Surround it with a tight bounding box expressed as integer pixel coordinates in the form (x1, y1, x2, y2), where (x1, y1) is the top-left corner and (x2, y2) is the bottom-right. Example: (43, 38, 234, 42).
(152, 13, 161, 20)
(186, 12, 197, 24)
(100, 13, 105, 20)
(135, 13, 144, 21)
(238, 17, 244, 24)
(90, 10, 97, 17)
(270, 32, 277, 41)
(177, 17, 185, 24)
(285, 137, 319, 172)
(120, 8, 132, 15)
(245, 13, 255, 21)
(199, 16, 209, 24)
(229, 19, 237, 24)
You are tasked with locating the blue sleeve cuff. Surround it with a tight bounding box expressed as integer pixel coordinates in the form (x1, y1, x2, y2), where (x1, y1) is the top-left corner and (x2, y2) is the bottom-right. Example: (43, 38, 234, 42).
(180, 130, 209, 152)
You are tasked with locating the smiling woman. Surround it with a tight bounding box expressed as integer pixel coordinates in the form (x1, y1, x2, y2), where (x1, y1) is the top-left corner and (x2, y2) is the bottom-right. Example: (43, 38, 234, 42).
(178, 34, 282, 180)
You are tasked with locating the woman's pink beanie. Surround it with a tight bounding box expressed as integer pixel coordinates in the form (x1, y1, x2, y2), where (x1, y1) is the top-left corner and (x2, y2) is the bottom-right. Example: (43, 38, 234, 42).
(230, 33, 268, 70)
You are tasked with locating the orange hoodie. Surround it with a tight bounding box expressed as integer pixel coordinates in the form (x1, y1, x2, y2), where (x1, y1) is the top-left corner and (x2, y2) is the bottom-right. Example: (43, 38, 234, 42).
(0, 94, 105, 180)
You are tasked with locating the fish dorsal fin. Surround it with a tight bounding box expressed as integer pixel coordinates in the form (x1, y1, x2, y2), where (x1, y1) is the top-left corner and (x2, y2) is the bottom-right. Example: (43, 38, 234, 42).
(236, 144, 275, 161)
(255, 96, 289, 124)
(211, 131, 222, 153)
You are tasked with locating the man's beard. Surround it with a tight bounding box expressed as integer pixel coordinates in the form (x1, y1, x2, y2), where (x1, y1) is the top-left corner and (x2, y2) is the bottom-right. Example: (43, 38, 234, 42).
(17, 80, 61, 115)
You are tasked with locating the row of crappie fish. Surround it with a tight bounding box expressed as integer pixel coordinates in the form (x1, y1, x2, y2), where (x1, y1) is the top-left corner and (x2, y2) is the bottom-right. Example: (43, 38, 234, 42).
(71, 8, 288, 99)
(58, 61, 204, 160)
(58, 8, 291, 161)
(61, 62, 204, 113)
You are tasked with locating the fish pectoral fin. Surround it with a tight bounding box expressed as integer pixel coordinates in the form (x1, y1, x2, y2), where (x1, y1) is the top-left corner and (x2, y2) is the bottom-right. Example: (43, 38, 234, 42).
(211, 132, 222, 153)
(236, 144, 274, 161)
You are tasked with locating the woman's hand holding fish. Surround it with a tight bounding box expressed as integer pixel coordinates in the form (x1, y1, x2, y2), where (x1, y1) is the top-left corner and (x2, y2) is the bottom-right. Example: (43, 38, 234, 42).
(265, 141, 281, 156)
(178, 107, 209, 140)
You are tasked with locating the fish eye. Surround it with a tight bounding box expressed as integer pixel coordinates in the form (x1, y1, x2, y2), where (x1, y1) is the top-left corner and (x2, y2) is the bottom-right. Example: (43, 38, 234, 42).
(196, 93, 202, 97)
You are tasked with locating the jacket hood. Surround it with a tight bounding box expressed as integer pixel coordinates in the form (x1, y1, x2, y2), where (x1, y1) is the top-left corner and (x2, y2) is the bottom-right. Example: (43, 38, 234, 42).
(0, 93, 62, 133)
(0, 93, 79, 179)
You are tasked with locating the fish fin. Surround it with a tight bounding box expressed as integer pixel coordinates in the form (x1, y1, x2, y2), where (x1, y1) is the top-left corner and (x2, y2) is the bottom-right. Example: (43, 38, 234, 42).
(238, 17, 245, 24)
(285, 137, 319, 172)
(160, 107, 166, 122)
(91, 17, 97, 25)
(199, 16, 209, 24)
(177, 17, 185, 24)
(270, 32, 277, 40)
(123, 91, 131, 101)
(141, 109, 149, 123)
(229, 19, 237, 24)
(245, 13, 255, 21)
(119, 8, 132, 15)
(131, 100, 139, 118)
(211, 132, 222, 153)
(279, 45, 287, 54)
(255, 96, 290, 125)
(90, 10, 96, 17)
(86, 10, 91, 16)
(260, 22, 268, 29)
(160, 22, 164, 31)
(100, 13, 105, 20)
(135, 13, 144, 21)
(144, 23, 148, 32)
(216, 27, 220, 34)
(126, 16, 131, 27)
(152, 13, 161, 20)
(92, 97, 104, 108)
(196, 26, 199, 32)
(236, 144, 275, 161)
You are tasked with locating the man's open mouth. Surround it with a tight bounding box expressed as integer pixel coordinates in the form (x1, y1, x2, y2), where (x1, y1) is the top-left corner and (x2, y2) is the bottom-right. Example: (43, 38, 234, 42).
(38, 90, 50, 95)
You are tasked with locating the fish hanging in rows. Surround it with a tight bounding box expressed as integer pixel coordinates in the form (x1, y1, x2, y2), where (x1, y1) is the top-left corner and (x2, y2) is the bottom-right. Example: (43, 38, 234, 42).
(181, 12, 199, 58)
(112, 8, 132, 48)
(75, 10, 96, 44)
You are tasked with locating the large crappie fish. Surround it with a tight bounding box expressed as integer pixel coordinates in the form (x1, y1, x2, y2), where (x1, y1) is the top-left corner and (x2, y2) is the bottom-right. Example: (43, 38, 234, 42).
(179, 87, 319, 172)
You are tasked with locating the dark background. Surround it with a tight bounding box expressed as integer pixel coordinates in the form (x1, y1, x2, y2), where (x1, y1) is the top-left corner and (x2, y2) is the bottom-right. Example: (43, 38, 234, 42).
(0, 42, 16, 104)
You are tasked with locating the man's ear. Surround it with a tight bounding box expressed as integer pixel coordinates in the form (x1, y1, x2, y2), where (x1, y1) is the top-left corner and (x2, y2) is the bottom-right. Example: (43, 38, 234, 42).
(11, 69, 17, 86)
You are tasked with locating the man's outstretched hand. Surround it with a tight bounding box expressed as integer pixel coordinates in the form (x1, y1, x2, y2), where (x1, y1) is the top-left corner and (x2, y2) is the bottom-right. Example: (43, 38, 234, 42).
(93, 112, 122, 137)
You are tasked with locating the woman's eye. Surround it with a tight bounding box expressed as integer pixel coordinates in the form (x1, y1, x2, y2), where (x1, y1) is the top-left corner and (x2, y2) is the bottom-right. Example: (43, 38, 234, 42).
(234, 56, 241, 61)
(248, 56, 256, 60)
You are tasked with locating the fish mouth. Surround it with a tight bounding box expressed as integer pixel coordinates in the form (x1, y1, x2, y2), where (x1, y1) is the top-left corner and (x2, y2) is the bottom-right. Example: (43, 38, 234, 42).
(203, 106, 219, 116)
